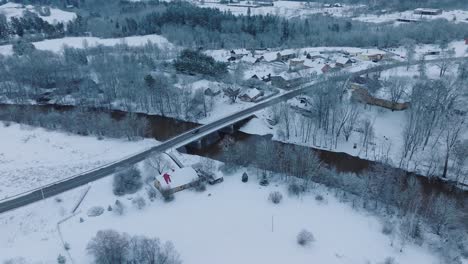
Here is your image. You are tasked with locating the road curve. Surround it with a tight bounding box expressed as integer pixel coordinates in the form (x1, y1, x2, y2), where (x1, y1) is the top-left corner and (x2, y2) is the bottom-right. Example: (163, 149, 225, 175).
(0, 57, 466, 214)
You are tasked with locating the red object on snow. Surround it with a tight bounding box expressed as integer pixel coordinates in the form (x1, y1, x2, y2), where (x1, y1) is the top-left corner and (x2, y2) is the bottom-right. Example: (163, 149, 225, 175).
(163, 173, 172, 184)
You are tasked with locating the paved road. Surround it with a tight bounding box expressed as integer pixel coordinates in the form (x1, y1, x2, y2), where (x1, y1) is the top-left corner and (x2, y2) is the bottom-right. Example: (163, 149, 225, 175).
(1, 57, 466, 214)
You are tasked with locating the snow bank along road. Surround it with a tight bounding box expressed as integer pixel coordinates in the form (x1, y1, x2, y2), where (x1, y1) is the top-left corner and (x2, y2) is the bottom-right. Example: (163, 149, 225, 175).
(0, 57, 466, 214)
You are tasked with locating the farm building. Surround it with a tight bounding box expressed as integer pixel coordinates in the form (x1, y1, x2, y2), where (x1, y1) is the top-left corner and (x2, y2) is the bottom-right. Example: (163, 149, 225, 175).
(414, 8, 442, 16)
(154, 167, 200, 194)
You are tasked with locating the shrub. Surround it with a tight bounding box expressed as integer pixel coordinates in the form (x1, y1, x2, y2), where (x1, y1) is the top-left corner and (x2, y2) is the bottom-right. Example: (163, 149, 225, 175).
(161, 189, 175, 203)
(114, 200, 125, 215)
(113, 167, 143, 196)
(268, 191, 283, 204)
(107, 205, 113, 211)
(241, 172, 248, 183)
(315, 195, 324, 202)
(381, 221, 394, 236)
(288, 182, 306, 196)
(79, 217, 84, 223)
(259, 173, 269, 186)
(57, 254, 66, 264)
(192, 180, 206, 192)
(132, 196, 146, 210)
(382, 257, 397, 264)
(64, 242, 70, 251)
(297, 229, 314, 246)
(146, 187, 158, 201)
(87, 206, 104, 217)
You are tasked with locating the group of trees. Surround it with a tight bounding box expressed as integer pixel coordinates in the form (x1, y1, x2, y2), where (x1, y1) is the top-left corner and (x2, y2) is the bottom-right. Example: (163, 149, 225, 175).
(0, 43, 223, 122)
(87, 229, 181, 264)
(0, 11, 67, 41)
(0, 106, 149, 140)
(7, 0, 467, 49)
(400, 75, 467, 180)
(174, 49, 227, 77)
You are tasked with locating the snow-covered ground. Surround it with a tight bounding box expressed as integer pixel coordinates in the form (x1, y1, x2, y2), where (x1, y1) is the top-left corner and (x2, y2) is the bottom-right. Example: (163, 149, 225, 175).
(195, 0, 360, 19)
(0, 34, 174, 56)
(0, 2, 76, 24)
(354, 9, 468, 24)
(0, 122, 158, 200)
(0, 153, 441, 264)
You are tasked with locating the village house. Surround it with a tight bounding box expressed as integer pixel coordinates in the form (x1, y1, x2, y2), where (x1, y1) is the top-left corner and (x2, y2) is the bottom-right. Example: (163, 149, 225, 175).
(289, 59, 306, 71)
(276, 50, 297, 62)
(414, 8, 442, 16)
(359, 52, 385, 62)
(154, 167, 200, 194)
(239, 88, 264, 102)
(335, 57, 353, 68)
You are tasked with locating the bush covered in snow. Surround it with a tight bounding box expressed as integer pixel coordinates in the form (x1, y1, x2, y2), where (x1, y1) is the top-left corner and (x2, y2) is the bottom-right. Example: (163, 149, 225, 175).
(241, 172, 248, 183)
(297, 229, 314, 246)
(114, 200, 125, 215)
(259, 174, 269, 186)
(87, 206, 105, 217)
(315, 194, 324, 202)
(161, 189, 175, 203)
(57, 254, 66, 264)
(113, 167, 143, 196)
(191, 179, 206, 192)
(87, 229, 181, 264)
(132, 196, 146, 210)
(268, 191, 283, 204)
(288, 182, 306, 196)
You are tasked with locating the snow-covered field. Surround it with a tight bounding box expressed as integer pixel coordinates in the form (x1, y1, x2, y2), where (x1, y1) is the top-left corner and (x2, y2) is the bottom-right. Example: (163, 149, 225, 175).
(0, 2, 76, 24)
(0, 122, 157, 200)
(0, 34, 174, 56)
(0, 153, 440, 264)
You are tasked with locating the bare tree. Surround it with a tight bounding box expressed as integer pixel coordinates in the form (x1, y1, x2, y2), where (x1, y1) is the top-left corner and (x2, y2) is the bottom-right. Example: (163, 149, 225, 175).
(87, 230, 130, 264)
(440, 113, 465, 178)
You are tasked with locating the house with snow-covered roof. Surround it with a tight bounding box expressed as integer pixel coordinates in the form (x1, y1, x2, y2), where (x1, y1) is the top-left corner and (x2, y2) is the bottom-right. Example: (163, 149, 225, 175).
(335, 57, 353, 68)
(154, 167, 200, 194)
(239, 88, 264, 102)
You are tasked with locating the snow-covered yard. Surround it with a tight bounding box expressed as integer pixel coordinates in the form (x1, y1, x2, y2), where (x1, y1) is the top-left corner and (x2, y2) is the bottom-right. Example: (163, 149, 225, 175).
(0, 122, 157, 200)
(0, 155, 440, 264)
(0, 34, 174, 56)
